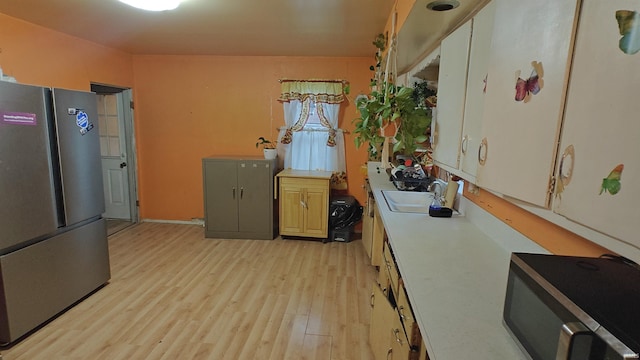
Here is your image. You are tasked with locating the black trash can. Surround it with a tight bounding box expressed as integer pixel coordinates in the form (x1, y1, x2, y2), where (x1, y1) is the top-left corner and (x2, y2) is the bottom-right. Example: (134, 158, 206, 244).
(328, 195, 363, 242)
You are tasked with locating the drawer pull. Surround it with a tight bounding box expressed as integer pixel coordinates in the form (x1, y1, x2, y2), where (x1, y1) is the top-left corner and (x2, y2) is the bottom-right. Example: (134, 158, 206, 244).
(370, 292, 375, 308)
(393, 328, 404, 345)
(399, 305, 406, 320)
(386, 348, 393, 360)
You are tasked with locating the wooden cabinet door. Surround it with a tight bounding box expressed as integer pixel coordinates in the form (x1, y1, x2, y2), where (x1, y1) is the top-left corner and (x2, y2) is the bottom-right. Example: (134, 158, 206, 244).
(553, 0, 640, 245)
(204, 160, 239, 233)
(389, 312, 411, 360)
(237, 160, 272, 234)
(459, 1, 495, 183)
(303, 184, 329, 237)
(361, 196, 375, 260)
(369, 284, 395, 360)
(476, 0, 580, 207)
(432, 20, 472, 172)
(371, 207, 385, 267)
(279, 182, 305, 235)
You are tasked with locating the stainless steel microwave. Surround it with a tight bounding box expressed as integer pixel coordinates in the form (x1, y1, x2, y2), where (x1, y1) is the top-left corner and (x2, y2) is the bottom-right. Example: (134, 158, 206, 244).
(503, 253, 639, 360)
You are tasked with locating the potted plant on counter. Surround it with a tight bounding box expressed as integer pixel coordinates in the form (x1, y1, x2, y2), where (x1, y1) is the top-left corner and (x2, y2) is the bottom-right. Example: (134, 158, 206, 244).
(256, 137, 277, 159)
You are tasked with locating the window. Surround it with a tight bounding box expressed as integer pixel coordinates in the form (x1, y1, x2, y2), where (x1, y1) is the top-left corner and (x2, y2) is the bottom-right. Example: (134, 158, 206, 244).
(277, 80, 347, 189)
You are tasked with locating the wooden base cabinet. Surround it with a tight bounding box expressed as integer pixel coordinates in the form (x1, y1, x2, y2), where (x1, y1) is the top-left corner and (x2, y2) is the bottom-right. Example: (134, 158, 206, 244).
(276, 169, 331, 239)
(370, 283, 421, 360)
(361, 181, 375, 260)
(202, 156, 276, 240)
(370, 240, 424, 360)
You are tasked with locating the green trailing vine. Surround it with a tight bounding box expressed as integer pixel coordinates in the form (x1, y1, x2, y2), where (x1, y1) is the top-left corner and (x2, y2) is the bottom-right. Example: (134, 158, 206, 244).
(352, 34, 432, 160)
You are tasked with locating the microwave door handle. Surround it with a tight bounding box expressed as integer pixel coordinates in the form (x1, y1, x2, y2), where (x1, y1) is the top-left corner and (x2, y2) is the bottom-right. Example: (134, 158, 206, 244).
(556, 322, 591, 360)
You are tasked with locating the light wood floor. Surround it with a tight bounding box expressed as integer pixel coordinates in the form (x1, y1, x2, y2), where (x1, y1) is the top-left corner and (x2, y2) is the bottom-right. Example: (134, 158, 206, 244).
(0, 222, 377, 360)
(106, 219, 134, 236)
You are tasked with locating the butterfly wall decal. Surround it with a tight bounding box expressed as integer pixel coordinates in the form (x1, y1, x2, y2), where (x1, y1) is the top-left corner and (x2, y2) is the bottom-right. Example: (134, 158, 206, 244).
(515, 62, 543, 102)
(616, 10, 640, 55)
(600, 164, 624, 195)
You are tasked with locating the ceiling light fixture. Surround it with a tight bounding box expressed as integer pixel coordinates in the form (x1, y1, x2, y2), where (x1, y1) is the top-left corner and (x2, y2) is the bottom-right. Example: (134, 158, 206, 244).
(118, 0, 187, 11)
(426, 0, 460, 12)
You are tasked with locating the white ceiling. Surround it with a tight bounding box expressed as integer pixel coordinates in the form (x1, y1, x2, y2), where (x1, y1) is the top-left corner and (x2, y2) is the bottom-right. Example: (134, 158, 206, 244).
(0, 0, 488, 66)
(0, 0, 395, 57)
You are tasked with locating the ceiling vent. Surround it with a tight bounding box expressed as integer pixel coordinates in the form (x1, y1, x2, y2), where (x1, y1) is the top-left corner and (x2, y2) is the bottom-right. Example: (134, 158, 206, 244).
(426, 0, 460, 12)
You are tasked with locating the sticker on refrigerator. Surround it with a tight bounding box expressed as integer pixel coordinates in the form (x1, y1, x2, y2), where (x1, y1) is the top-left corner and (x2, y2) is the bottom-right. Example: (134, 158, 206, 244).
(74, 110, 94, 135)
(0, 111, 37, 126)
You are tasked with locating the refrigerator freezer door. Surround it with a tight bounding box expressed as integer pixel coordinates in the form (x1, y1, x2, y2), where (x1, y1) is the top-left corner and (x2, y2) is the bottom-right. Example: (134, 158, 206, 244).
(0, 82, 59, 252)
(0, 218, 110, 343)
(52, 88, 105, 225)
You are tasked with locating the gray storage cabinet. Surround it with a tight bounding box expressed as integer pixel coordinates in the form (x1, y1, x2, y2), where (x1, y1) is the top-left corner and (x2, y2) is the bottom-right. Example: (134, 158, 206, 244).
(202, 156, 277, 239)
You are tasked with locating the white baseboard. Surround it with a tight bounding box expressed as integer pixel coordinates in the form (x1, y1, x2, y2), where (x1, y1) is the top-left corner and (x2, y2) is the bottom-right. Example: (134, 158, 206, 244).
(141, 218, 205, 227)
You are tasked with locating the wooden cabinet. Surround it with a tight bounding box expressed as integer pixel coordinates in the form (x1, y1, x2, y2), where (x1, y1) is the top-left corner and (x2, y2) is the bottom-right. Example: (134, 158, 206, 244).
(361, 182, 375, 260)
(202, 156, 276, 239)
(276, 169, 331, 239)
(552, 0, 640, 245)
(370, 284, 396, 360)
(369, 284, 414, 360)
(458, 1, 495, 183)
(371, 206, 385, 267)
(369, 234, 423, 360)
(382, 241, 400, 296)
(432, 20, 472, 171)
(475, 0, 580, 207)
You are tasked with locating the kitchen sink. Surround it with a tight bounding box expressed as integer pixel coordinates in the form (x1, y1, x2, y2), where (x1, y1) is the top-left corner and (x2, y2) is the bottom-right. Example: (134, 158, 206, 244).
(381, 190, 434, 213)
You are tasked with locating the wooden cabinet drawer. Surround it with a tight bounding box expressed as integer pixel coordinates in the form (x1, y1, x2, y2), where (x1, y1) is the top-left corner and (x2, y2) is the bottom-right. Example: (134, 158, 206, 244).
(378, 263, 391, 297)
(396, 286, 415, 332)
(383, 241, 400, 295)
(397, 286, 423, 350)
(279, 177, 327, 188)
(390, 310, 412, 360)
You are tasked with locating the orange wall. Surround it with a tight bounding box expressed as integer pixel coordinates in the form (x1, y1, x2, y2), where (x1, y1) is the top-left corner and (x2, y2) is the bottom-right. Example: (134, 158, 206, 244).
(131, 55, 373, 220)
(0, 12, 377, 221)
(0, 14, 134, 91)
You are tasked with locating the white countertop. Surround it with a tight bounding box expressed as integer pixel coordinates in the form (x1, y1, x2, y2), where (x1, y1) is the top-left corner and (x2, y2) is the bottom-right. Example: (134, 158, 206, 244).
(367, 162, 547, 359)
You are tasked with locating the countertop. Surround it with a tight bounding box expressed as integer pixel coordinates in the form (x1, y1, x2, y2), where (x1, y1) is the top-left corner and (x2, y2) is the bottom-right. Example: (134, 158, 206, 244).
(367, 162, 547, 359)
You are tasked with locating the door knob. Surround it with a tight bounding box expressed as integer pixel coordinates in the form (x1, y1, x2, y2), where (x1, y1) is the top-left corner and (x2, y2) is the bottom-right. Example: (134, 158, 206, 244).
(120, 162, 127, 168)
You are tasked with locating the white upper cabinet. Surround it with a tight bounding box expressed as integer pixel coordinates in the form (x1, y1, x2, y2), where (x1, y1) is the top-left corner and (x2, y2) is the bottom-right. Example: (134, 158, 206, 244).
(553, 0, 640, 244)
(476, 0, 580, 207)
(432, 20, 472, 172)
(458, 1, 495, 184)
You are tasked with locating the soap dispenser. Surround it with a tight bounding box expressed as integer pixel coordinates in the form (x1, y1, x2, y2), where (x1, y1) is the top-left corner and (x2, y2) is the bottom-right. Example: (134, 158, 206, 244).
(428, 181, 453, 218)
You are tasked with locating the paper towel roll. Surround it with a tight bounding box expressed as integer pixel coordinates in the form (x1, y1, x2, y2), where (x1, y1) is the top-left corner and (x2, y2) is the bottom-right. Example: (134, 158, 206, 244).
(443, 181, 459, 208)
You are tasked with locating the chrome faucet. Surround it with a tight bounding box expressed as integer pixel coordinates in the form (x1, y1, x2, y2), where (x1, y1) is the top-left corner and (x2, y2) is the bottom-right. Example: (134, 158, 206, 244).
(427, 181, 445, 207)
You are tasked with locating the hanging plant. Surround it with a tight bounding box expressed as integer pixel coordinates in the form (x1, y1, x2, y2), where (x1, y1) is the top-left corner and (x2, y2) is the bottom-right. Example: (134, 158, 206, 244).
(353, 33, 431, 159)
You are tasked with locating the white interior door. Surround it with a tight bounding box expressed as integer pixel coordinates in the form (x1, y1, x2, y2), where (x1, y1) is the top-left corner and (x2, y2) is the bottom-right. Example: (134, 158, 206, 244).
(98, 93, 131, 219)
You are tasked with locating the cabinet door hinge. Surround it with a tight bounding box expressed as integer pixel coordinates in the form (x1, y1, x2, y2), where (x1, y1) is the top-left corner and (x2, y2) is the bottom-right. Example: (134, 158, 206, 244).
(136, 200, 140, 207)
(548, 176, 556, 195)
(130, 101, 134, 110)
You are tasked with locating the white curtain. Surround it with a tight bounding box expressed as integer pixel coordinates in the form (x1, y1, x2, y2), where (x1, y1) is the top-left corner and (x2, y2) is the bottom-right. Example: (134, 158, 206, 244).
(277, 80, 347, 189)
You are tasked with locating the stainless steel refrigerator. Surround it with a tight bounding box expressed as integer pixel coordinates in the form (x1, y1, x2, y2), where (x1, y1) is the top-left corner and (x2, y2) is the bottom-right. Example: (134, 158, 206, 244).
(0, 81, 111, 344)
